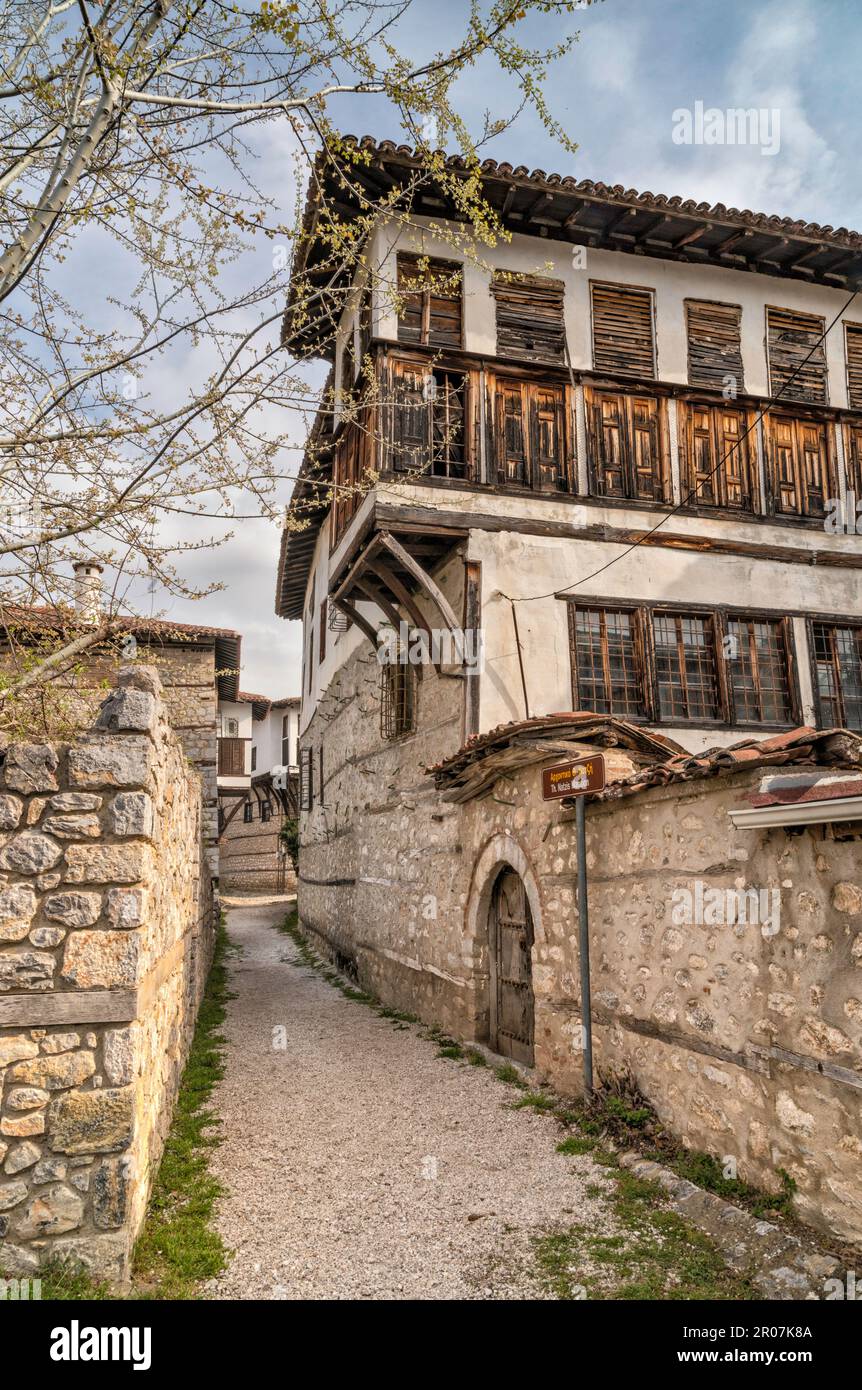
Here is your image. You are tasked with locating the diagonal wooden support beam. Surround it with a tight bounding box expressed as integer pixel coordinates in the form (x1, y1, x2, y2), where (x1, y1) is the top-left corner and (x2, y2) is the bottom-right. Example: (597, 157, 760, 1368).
(378, 531, 462, 635)
(332, 595, 380, 647)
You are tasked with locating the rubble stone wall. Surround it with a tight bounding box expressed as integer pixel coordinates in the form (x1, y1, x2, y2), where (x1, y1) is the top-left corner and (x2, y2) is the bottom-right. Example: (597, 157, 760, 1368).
(0, 666, 215, 1283)
(297, 639, 862, 1242)
(219, 809, 296, 894)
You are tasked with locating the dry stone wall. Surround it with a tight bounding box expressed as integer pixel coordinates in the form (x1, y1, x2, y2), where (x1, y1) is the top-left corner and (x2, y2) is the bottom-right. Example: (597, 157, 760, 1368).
(0, 665, 215, 1283)
(219, 809, 296, 894)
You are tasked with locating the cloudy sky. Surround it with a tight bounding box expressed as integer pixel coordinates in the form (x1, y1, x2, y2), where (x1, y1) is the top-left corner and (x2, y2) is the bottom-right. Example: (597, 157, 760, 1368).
(153, 0, 862, 698)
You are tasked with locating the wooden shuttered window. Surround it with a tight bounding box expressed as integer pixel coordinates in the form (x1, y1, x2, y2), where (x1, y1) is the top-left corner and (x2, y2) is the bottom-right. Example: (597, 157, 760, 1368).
(685, 300, 744, 392)
(844, 421, 862, 498)
(845, 323, 862, 411)
(591, 282, 656, 378)
(678, 401, 756, 510)
(764, 413, 834, 518)
(585, 386, 670, 502)
(767, 307, 827, 404)
(331, 407, 372, 547)
(492, 273, 566, 363)
(396, 254, 462, 348)
(318, 598, 327, 665)
(493, 378, 571, 493)
(389, 359, 472, 479)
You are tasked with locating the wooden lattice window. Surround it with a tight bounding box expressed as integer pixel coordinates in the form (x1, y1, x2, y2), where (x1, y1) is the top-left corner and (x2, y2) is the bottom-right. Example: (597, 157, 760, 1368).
(568, 605, 646, 718)
(685, 300, 744, 392)
(653, 612, 721, 722)
(726, 617, 792, 724)
(767, 307, 827, 403)
(678, 401, 755, 510)
(492, 272, 566, 363)
(585, 386, 669, 502)
(591, 282, 656, 378)
(379, 659, 416, 740)
(764, 413, 834, 518)
(299, 747, 313, 810)
(390, 362, 471, 479)
(812, 623, 862, 731)
(396, 254, 462, 348)
(493, 379, 571, 492)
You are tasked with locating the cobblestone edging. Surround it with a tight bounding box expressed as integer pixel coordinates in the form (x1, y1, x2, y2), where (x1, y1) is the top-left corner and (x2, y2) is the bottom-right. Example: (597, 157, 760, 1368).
(618, 1152, 845, 1300)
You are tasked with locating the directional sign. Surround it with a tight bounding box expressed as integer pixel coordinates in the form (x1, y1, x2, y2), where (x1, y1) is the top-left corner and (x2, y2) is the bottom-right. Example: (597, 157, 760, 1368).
(541, 754, 606, 800)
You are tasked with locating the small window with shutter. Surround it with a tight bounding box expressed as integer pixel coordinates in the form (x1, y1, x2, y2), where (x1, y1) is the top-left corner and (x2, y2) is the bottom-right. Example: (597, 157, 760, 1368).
(492, 272, 566, 363)
(764, 412, 834, 518)
(585, 386, 669, 502)
(685, 300, 744, 392)
(845, 322, 862, 411)
(492, 378, 571, 493)
(396, 254, 462, 348)
(591, 282, 656, 378)
(767, 307, 827, 403)
(677, 401, 756, 511)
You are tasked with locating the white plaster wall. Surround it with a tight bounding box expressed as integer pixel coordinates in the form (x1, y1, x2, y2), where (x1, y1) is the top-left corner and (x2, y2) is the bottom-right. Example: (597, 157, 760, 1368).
(370, 214, 857, 407)
(252, 706, 299, 771)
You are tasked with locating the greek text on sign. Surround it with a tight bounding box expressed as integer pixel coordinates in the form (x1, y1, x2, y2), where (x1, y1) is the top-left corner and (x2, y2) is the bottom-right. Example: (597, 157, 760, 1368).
(541, 754, 606, 800)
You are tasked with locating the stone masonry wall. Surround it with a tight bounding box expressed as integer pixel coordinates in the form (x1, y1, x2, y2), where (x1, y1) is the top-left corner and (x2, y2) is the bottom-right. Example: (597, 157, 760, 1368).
(297, 634, 862, 1244)
(219, 809, 296, 894)
(0, 665, 215, 1283)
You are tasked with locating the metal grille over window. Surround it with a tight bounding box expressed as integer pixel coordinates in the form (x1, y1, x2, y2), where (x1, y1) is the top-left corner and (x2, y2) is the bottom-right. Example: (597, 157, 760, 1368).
(767, 307, 828, 403)
(492, 273, 566, 363)
(726, 618, 792, 723)
(299, 747, 313, 810)
(813, 623, 862, 731)
(570, 606, 644, 717)
(591, 282, 656, 378)
(653, 612, 720, 721)
(685, 300, 744, 392)
(380, 656, 416, 740)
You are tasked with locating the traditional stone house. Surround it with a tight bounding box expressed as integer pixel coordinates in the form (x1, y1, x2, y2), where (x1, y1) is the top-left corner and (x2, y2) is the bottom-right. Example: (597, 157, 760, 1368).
(276, 139, 862, 1241)
(217, 694, 300, 893)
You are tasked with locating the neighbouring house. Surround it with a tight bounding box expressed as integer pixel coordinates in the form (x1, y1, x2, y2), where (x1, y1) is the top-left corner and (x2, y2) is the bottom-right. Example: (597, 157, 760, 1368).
(217, 693, 300, 893)
(0, 561, 243, 878)
(276, 137, 862, 1243)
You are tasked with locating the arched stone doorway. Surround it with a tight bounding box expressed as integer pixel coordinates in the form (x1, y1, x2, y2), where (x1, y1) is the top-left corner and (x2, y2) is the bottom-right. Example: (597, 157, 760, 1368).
(489, 867, 535, 1065)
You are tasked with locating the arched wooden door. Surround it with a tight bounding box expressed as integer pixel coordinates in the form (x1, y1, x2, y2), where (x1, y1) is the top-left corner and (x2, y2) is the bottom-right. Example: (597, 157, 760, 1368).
(489, 868, 535, 1065)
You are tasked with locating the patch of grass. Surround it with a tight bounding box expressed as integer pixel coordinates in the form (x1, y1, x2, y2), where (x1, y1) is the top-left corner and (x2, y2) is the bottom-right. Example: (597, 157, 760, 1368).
(532, 1159, 756, 1302)
(556, 1135, 596, 1156)
(464, 1047, 488, 1067)
(493, 1062, 527, 1088)
(32, 917, 234, 1302)
(131, 916, 233, 1299)
(436, 1042, 464, 1060)
(511, 1089, 558, 1113)
(377, 1005, 419, 1025)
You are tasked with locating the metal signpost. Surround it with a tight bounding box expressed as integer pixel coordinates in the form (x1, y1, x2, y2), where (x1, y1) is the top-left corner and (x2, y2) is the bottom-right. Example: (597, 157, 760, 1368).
(542, 754, 606, 1097)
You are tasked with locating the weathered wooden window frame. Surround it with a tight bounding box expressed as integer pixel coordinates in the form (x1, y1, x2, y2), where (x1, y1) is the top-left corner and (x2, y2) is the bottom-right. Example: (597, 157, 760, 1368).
(319, 597, 327, 664)
(766, 305, 829, 405)
(590, 280, 657, 379)
(808, 618, 862, 732)
(396, 253, 463, 349)
(386, 354, 477, 483)
(491, 271, 567, 364)
(583, 384, 672, 504)
(685, 298, 744, 394)
(676, 398, 759, 513)
(762, 409, 837, 521)
(565, 596, 800, 730)
(567, 602, 649, 719)
(843, 417, 862, 500)
(379, 657, 417, 740)
(491, 369, 575, 494)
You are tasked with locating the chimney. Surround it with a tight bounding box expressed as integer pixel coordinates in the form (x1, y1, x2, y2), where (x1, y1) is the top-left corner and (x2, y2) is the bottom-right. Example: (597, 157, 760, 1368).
(72, 559, 104, 624)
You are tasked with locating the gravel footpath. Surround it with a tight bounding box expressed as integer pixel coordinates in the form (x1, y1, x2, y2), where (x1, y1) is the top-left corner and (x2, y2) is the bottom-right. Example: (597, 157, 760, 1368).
(205, 897, 620, 1301)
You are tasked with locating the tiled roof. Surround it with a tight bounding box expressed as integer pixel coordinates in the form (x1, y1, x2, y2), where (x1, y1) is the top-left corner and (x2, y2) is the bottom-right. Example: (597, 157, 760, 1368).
(589, 726, 862, 804)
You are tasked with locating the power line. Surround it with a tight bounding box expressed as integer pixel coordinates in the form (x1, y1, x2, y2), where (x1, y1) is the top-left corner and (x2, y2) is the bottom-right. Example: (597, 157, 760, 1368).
(498, 287, 858, 605)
